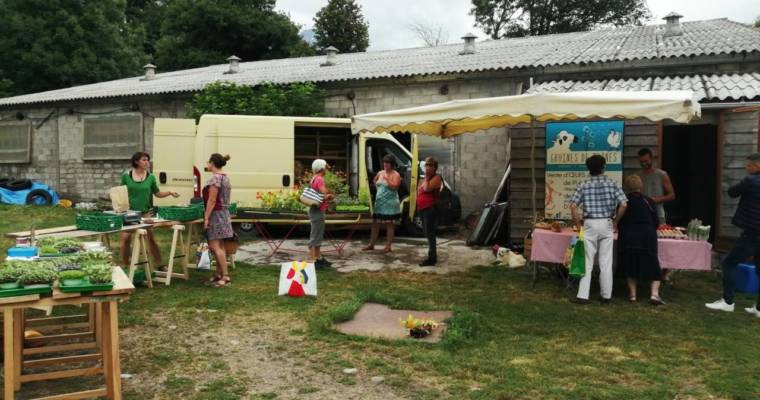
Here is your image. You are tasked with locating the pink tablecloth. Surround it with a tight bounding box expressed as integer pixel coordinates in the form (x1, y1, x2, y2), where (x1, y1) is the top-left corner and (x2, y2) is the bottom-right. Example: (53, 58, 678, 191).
(530, 228, 713, 271)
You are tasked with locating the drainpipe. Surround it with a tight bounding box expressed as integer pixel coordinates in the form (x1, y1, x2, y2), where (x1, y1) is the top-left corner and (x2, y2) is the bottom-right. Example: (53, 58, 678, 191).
(55, 108, 61, 193)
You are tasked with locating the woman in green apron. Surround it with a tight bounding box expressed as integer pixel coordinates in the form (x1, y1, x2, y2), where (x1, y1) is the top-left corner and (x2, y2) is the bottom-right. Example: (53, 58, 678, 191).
(119, 152, 178, 268)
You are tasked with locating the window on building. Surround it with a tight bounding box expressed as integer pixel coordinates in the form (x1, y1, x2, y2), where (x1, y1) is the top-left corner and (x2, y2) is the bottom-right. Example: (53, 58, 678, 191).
(0, 121, 32, 164)
(83, 114, 142, 160)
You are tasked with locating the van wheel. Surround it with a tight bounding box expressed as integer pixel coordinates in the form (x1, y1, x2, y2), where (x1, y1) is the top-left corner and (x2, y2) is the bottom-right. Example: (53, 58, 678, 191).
(233, 222, 259, 239)
(402, 213, 425, 237)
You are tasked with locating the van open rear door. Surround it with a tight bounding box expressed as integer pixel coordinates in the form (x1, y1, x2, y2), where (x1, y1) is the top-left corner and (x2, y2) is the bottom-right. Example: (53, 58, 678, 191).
(153, 118, 197, 206)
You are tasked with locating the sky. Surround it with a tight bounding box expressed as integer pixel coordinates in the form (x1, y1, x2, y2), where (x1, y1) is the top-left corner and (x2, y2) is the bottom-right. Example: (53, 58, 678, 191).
(275, 0, 759, 51)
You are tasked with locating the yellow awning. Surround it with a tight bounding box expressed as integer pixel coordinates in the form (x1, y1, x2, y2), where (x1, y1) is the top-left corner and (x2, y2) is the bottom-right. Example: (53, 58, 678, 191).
(352, 90, 701, 137)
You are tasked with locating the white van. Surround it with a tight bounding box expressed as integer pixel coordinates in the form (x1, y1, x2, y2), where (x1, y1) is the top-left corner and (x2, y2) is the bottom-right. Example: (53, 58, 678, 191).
(152, 114, 461, 235)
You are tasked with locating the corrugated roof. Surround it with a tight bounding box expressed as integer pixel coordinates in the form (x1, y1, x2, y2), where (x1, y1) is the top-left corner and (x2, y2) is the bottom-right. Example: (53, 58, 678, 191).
(1, 18, 759, 107)
(526, 73, 760, 101)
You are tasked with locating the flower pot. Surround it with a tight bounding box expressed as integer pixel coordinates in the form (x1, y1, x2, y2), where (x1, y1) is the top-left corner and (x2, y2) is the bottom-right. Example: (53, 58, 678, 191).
(23, 283, 52, 289)
(61, 279, 86, 286)
(0, 282, 21, 290)
(410, 328, 429, 339)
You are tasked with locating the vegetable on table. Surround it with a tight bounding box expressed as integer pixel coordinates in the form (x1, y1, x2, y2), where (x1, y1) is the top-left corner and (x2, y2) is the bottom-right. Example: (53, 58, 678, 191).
(83, 263, 113, 284)
(20, 265, 58, 285)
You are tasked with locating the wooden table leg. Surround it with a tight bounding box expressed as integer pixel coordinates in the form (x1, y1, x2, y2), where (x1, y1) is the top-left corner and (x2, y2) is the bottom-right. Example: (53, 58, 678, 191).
(13, 309, 23, 391)
(163, 226, 181, 285)
(127, 231, 141, 281)
(102, 301, 122, 400)
(183, 223, 195, 270)
(95, 303, 103, 349)
(4, 309, 16, 400)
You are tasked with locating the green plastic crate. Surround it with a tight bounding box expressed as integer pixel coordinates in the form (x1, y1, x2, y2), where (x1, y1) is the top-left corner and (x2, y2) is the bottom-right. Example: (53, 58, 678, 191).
(158, 205, 204, 222)
(59, 279, 114, 293)
(76, 212, 123, 232)
(0, 284, 52, 298)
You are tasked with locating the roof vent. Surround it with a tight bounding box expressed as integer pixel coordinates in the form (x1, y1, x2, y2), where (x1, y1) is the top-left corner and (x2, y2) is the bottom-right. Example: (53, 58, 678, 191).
(140, 63, 156, 81)
(321, 46, 338, 66)
(460, 33, 477, 55)
(224, 55, 241, 74)
(662, 12, 683, 37)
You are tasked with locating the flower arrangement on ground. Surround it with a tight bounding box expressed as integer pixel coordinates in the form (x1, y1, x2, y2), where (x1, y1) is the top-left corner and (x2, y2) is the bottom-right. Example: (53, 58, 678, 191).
(399, 314, 440, 338)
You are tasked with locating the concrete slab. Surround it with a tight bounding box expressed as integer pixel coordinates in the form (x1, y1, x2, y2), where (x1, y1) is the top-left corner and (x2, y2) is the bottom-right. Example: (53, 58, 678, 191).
(335, 303, 453, 342)
(235, 236, 495, 274)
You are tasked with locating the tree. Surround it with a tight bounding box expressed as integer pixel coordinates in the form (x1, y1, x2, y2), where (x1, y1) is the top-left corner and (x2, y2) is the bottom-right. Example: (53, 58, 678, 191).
(154, 0, 314, 72)
(313, 0, 369, 53)
(0, 77, 12, 98)
(126, 0, 167, 58)
(0, 0, 145, 96)
(186, 81, 326, 121)
(470, 0, 651, 39)
(408, 22, 449, 47)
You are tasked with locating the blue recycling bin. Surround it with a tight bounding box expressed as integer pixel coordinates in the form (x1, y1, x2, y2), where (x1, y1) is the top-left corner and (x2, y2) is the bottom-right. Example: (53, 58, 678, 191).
(735, 263, 759, 294)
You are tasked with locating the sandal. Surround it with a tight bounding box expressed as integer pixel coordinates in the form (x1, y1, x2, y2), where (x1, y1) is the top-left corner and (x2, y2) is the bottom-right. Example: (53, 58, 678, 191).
(204, 274, 222, 286)
(361, 245, 375, 251)
(381, 246, 392, 254)
(213, 275, 231, 288)
(649, 296, 666, 306)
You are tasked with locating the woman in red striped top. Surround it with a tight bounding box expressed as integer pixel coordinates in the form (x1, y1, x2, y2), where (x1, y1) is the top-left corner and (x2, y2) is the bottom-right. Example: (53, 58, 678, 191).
(417, 157, 442, 266)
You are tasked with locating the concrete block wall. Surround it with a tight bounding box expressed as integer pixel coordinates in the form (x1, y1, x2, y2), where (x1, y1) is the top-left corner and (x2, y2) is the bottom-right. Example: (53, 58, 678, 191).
(0, 97, 188, 201)
(325, 77, 520, 218)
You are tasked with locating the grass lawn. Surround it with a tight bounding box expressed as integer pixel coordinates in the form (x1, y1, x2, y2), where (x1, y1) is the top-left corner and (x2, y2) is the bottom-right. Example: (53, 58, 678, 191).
(1, 205, 759, 399)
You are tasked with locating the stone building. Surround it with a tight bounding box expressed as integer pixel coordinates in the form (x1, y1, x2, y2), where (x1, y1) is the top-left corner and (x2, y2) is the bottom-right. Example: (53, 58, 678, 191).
(1, 14, 759, 247)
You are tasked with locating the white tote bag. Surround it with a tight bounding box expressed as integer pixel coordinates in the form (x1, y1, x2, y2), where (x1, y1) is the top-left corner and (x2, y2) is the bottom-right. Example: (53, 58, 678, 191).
(278, 261, 317, 297)
(299, 187, 324, 207)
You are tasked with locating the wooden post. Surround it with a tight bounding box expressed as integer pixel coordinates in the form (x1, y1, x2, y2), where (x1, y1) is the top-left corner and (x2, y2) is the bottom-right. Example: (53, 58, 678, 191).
(530, 117, 537, 223)
(13, 309, 23, 391)
(162, 225, 184, 285)
(138, 230, 153, 289)
(102, 301, 122, 400)
(183, 223, 195, 270)
(716, 111, 725, 247)
(128, 229, 153, 288)
(4, 309, 16, 400)
(95, 303, 103, 349)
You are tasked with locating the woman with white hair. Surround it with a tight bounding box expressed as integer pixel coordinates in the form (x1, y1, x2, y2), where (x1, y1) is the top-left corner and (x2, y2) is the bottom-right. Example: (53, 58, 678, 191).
(308, 159, 333, 268)
(620, 174, 664, 305)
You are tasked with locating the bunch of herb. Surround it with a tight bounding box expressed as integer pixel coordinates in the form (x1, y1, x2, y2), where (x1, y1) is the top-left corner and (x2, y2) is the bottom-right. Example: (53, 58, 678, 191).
(20, 264, 58, 285)
(36, 238, 81, 250)
(0, 265, 24, 283)
(58, 270, 86, 281)
(39, 246, 59, 256)
(83, 263, 113, 284)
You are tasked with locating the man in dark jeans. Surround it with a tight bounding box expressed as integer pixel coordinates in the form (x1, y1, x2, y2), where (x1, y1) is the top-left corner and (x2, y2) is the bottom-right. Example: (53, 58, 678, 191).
(706, 153, 760, 315)
(417, 157, 442, 266)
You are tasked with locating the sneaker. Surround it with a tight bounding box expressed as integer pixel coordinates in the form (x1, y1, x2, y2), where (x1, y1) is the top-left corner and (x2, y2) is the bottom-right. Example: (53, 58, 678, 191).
(598, 297, 611, 304)
(419, 259, 437, 267)
(705, 299, 734, 312)
(649, 296, 666, 306)
(744, 305, 760, 317)
(315, 258, 332, 269)
(571, 297, 590, 305)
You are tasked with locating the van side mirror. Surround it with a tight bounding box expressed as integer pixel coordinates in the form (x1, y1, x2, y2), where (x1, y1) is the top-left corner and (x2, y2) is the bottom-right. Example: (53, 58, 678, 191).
(282, 175, 290, 187)
(159, 172, 167, 184)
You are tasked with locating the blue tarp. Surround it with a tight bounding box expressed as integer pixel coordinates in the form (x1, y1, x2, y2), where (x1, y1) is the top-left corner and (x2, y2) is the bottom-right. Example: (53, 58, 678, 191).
(0, 182, 60, 205)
